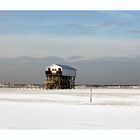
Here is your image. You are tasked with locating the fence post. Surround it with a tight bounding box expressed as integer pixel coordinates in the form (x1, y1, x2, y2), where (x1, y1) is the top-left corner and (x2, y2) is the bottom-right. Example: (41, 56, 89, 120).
(90, 88, 92, 103)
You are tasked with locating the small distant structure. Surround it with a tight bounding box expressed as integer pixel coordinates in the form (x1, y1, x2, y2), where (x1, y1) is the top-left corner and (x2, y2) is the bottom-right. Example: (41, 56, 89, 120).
(44, 64, 76, 89)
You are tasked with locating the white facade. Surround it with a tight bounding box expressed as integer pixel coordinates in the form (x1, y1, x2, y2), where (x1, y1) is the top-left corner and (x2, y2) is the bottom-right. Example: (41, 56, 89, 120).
(46, 64, 76, 77)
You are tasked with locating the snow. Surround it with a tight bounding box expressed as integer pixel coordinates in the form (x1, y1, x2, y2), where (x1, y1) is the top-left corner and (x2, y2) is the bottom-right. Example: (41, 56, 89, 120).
(0, 88, 140, 129)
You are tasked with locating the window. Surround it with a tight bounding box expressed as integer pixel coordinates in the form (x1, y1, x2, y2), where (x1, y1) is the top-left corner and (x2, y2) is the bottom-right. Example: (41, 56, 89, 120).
(52, 69, 56, 71)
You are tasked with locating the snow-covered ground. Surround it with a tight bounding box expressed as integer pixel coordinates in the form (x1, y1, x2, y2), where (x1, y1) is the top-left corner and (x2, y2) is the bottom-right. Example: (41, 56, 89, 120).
(0, 88, 140, 129)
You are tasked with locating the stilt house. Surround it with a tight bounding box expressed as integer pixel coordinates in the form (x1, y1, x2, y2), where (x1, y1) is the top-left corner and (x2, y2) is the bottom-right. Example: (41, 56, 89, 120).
(44, 64, 76, 89)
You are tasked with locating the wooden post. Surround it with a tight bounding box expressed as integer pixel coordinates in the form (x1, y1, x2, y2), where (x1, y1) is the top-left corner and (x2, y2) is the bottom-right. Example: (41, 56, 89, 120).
(90, 88, 93, 103)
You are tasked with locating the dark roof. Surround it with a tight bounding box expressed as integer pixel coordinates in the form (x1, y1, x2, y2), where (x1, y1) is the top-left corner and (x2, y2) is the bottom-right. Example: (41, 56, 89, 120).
(56, 64, 76, 70)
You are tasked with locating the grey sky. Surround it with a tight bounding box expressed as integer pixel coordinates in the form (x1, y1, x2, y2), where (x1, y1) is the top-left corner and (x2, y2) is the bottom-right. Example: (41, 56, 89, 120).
(0, 11, 140, 59)
(1, 35, 140, 59)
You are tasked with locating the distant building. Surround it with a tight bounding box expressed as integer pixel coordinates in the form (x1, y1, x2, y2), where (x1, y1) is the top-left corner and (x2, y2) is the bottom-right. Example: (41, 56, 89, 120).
(44, 64, 76, 89)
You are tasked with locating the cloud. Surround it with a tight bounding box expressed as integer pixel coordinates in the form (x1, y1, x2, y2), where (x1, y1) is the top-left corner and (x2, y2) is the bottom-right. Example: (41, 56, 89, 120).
(53, 21, 132, 35)
(66, 55, 83, 61)
(78, 12, 91, 17)
(36, 24, 98, 35)
(101, 11, 135, 19)
(0, 11, 136, 36)
(127, 30, 140, 34)
(99, 20, 130, 29)
(0, 34, 140, 59)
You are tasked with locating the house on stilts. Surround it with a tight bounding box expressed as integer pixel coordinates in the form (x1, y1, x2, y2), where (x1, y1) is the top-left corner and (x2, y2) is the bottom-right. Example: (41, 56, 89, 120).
(44, 64, 76, 89)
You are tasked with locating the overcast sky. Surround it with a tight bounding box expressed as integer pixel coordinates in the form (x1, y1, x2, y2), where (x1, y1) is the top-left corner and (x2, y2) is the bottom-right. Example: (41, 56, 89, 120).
(0, 11, 140, 85)
(0, 11, 140, 59)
